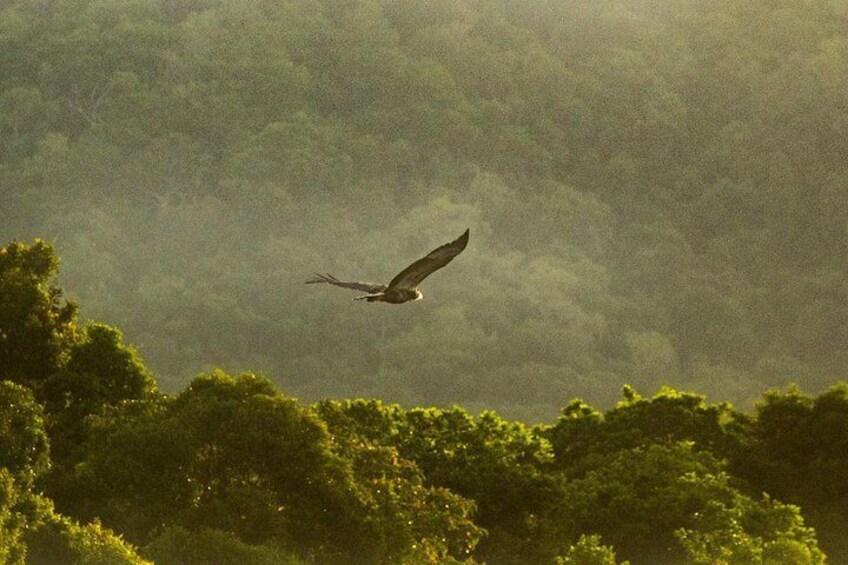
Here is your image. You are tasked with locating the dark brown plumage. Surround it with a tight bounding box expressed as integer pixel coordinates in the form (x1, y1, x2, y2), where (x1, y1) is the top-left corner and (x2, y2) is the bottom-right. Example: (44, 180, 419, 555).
(306, 229, 469, 304)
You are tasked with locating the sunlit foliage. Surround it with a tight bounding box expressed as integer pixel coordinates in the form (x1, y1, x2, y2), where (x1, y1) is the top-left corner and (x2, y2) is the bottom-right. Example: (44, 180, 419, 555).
(1, 242, 846, 562)
(2, 0, 848, 561)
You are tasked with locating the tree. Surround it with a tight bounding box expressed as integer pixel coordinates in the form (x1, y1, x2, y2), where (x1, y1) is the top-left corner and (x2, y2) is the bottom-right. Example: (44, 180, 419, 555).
(557, 442, 824, 564)
(23, 502, 151, 565)
(0, 381, 50, 488)
(732, 383, 848, 562)
(40, 323, 158, 466)
(543, 386, 740, 477)
(317, 399, 564, 563)
(0, 240, 160, 508)
(556, 534, 629, 565)
(64, 371, 481, 563)
(0, 381, 147, 564)
(676, 497, 825, 565)
(0, 469, 27, 565)
(329, 440, 483, 563)
(142, 526, 303, 565)
(0, 240, 77, 387)
(64, 323, 156, 405)
(316, 400, 484, 562)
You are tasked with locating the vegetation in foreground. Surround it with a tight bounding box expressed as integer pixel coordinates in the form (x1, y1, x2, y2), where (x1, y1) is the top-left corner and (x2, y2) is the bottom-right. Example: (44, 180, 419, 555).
(3, 239, 846, 563)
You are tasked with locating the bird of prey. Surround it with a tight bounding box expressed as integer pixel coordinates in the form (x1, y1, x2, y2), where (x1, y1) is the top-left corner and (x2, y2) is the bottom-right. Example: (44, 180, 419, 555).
(306, 229, 469, 304)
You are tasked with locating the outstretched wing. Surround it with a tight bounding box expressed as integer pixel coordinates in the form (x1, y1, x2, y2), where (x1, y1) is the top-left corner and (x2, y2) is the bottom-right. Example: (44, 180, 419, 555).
(305, 273, 387, 294)
(387, 228, 469, 290)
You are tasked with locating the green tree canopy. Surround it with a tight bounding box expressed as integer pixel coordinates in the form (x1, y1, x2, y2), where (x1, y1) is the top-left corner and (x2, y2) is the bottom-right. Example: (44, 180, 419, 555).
(0, 240, 76, 387)
(543, 386, 741, 477)
(317, 399, 566, 563)
(62, 370, 482, 563)
(0, 381, 50, 488)
(731, 383, 848, 562)
(558, 442, 824, 564)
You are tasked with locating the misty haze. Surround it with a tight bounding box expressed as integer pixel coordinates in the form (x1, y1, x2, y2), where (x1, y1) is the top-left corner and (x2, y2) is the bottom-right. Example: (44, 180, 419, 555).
(1, 0, 847, 563)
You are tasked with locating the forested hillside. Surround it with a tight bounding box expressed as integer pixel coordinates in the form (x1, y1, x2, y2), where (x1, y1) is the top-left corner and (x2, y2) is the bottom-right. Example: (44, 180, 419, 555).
(1, 0, 846, 420)
(2, 239, 847, 563)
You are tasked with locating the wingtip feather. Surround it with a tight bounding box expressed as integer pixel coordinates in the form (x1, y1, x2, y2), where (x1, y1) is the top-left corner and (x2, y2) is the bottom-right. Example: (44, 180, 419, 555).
(456, 228, 470, 249)
(305, 273, 331, 284)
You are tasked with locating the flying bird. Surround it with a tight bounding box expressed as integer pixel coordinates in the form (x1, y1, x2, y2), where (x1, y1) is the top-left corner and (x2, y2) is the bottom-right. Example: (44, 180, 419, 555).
(306, 229, 470, 304)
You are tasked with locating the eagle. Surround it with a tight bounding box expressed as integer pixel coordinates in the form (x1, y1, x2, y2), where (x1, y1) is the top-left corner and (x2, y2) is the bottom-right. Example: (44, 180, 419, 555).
(306, 228, 469, 304)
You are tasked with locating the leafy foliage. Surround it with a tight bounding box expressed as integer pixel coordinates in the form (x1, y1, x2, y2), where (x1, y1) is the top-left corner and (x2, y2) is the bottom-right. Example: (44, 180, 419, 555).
(57, 370, 482, 563)
(0, 245, 839, 561)
(23, 505, 151, 565)
(676, 497, 826, 565)
(2, 0, 848, 561)
(544, 386, 741, 476)
(555, 443, 823, 564)
(0, 381, 50, 488)
(556, 534, 629, 565)
(0, 469, 27, 565)
(318, 400, 562, 562)
(0, 380, 148, 564)
(731, 384, 848, 562)
(0, 240, 77, 387)
(142, 526, 303, 565)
